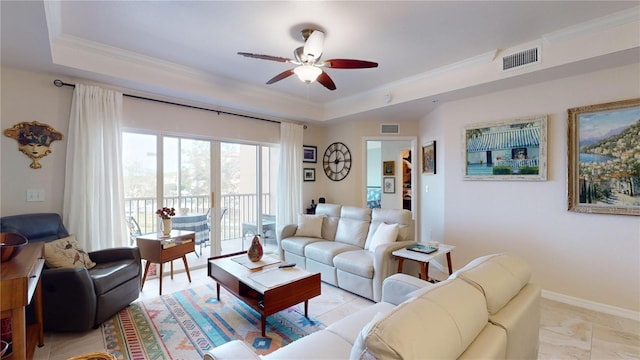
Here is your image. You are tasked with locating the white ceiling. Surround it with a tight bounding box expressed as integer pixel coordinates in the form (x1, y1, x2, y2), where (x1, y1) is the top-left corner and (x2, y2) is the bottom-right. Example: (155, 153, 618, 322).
(1, 1, 638, 124)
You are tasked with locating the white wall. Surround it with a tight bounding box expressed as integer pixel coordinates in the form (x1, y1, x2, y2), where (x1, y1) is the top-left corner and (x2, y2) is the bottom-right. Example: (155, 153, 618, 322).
(420, 63, 640, 313)
(0, 66, 284, 216)
(1, 67, 72, 216)
(321, 119, 419, 207)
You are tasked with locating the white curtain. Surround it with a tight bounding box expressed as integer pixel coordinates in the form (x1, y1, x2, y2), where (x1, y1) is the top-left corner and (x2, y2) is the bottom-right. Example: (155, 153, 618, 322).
(63, 84, 127, 251)
(276, 122, 304, 238)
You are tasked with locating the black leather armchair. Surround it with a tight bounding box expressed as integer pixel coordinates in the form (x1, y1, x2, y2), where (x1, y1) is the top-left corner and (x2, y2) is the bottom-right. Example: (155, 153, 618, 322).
(0, 213, 142, 332)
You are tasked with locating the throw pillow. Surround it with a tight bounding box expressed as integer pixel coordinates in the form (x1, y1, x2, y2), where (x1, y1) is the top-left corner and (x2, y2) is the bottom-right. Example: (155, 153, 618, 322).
(369, 223, 399, 252)
(294, 214, 324, 238)
(44, 235, 96, 269)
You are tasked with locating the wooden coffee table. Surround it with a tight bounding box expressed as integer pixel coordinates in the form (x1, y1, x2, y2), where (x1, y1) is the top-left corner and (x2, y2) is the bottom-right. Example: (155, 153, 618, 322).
(208, 253, 321, 336)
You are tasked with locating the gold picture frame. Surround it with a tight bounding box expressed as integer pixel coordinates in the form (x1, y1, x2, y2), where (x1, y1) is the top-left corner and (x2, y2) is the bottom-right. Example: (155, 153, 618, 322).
(568, 98, 640, 216)
(383, 161, 395, 176)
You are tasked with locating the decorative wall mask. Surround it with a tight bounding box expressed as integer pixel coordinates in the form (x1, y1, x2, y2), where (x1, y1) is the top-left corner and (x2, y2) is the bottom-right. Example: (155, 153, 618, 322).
(4, 121, 64, 169)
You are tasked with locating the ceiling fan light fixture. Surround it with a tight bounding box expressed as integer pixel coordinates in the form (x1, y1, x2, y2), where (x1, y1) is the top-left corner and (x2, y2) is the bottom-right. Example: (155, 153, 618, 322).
(303, 30, 325, 61)
(294, 65, 322, 83)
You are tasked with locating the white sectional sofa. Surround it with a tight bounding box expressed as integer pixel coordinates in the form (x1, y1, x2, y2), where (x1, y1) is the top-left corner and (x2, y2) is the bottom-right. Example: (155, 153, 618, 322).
(204, 253, 541, 360)
(277, 203, 414, 302)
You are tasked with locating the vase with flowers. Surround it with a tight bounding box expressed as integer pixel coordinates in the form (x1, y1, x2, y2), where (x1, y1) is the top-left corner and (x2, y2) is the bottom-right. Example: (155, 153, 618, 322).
(156, 207, 176, 236)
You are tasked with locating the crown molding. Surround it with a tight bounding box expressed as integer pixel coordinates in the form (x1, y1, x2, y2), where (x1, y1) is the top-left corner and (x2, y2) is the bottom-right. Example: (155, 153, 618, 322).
(543, 6, 640, 43)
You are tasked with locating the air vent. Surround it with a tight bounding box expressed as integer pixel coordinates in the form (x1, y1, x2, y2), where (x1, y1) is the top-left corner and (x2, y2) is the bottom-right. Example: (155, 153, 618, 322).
(380, 123, 400, 134)
(502, 47, 540, 71)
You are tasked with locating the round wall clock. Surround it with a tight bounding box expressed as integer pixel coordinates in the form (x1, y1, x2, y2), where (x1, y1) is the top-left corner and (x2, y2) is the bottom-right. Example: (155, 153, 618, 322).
(323, 142, 352, 181)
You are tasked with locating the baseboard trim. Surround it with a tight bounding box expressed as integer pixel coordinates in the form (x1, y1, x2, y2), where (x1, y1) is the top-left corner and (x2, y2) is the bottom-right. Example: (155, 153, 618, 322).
(541, 289, 640, 321)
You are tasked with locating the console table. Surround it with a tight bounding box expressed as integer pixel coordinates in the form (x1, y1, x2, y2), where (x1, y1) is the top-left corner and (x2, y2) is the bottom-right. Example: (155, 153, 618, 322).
(137, 230, 195, 295)
(0, 242, 44, 359)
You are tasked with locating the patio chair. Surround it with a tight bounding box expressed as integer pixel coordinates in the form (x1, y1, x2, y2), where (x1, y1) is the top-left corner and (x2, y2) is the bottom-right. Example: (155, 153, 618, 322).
(126, 216, 142, 246)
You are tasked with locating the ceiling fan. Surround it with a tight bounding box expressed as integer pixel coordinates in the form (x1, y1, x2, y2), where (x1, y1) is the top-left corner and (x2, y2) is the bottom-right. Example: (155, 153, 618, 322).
(238, 29, 378, 91)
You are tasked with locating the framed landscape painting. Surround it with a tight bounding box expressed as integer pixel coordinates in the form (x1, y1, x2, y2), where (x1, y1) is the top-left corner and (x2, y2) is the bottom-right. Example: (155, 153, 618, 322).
(568, 98, 640, 216)
(463, 115, 547, 181)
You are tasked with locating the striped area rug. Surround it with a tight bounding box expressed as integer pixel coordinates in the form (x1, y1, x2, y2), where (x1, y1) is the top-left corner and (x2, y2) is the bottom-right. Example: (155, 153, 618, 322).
(102, 284, 325, 359)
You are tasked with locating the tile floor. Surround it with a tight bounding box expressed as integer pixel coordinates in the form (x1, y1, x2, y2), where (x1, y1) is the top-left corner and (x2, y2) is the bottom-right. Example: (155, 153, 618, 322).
(33, 265, 639, 360)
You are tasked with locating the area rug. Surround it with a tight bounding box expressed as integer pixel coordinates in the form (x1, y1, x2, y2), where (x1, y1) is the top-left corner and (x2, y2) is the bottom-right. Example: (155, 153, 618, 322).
(102, 284, 325, 359)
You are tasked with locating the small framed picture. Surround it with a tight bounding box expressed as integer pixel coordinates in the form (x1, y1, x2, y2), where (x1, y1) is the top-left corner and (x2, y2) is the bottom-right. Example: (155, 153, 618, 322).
(383, 161, 395, 176)
(422, 141, 436, 175)
(303, 168, 316, 182)
(303, 145, 317, 163)
(383, 177, 395, 193)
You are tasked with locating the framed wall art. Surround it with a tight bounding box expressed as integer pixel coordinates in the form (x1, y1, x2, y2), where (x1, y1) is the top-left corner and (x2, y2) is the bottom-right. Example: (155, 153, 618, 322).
(422, 141, 436, 174)
(303, 145, 317, 163)
(383, 161, 395, 176)
(303, 168, 316, 182)
(383, 177, 395, 193)
(463, 115, 547, 181)
(568, 98, 640, 216)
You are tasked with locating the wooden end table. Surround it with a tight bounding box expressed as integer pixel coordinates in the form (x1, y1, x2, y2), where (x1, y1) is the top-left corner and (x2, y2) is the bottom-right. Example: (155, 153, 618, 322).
(208, 253, 321, 337)
(392, 244, 456, 281)
(137, 230, 195, 295)
(0, 242, 45, 360)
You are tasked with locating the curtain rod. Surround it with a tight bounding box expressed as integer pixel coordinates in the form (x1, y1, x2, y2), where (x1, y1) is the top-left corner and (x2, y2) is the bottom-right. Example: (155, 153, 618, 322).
(53, 79, 284, 125)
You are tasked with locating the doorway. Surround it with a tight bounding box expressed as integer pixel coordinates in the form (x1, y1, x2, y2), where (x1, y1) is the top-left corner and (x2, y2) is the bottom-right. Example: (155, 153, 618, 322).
(363, 136, 417, 216)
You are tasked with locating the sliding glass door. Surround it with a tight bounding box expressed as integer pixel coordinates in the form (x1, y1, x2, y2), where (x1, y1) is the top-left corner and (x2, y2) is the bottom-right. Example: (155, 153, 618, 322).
(123, 132, 278, 263)
(219, 142, 278, 256)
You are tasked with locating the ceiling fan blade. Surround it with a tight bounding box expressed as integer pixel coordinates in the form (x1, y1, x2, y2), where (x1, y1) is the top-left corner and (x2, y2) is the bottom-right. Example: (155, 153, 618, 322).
(266, 69, 295, 84)
(317, 71, 336, 91)
(323, 59, 378, 69)
(237, 52, 292, 63)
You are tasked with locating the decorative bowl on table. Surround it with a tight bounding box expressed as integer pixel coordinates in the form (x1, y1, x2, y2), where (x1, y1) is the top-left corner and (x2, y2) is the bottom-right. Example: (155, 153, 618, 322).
(0, 232, 28, 262)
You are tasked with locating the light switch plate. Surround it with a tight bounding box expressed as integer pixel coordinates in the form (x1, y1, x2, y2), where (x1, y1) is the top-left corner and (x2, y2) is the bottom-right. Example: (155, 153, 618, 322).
(26, 188, 45, 202)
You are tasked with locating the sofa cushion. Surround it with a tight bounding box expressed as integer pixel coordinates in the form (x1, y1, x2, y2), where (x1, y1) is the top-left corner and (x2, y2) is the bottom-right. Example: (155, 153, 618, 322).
(305, 241, 361, 266)
(335, 206, 371, 247)
(315, 203, 341, 241)
(0, 213, 69, 243)
(294, 214, 324, 238)
(334, 250, 374, 278)
(264, 329, 354, 360)
(326, 302, 395, 346)
(89, 258, 141, 295)
(281, 236, 324, 256)
(44, 235, 96, 269)
(365, 208, 412, 249)
(368, 223, 399, 252)
(350, 278, 487, 360)
(452, 253, 531, 314)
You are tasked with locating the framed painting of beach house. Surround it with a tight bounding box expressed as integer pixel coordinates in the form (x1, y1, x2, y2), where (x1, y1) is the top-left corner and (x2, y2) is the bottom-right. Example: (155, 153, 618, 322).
(463, 115, 547, 181)
(568, 98, 640, 216)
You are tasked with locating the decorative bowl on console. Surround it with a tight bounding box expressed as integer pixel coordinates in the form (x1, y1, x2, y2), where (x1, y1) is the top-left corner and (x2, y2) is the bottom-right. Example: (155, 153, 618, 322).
(0, 232, 28, 262)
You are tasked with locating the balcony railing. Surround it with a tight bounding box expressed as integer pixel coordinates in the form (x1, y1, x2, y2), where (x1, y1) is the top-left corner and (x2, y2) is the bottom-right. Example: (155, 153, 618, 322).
(125, 194, 271, 241)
